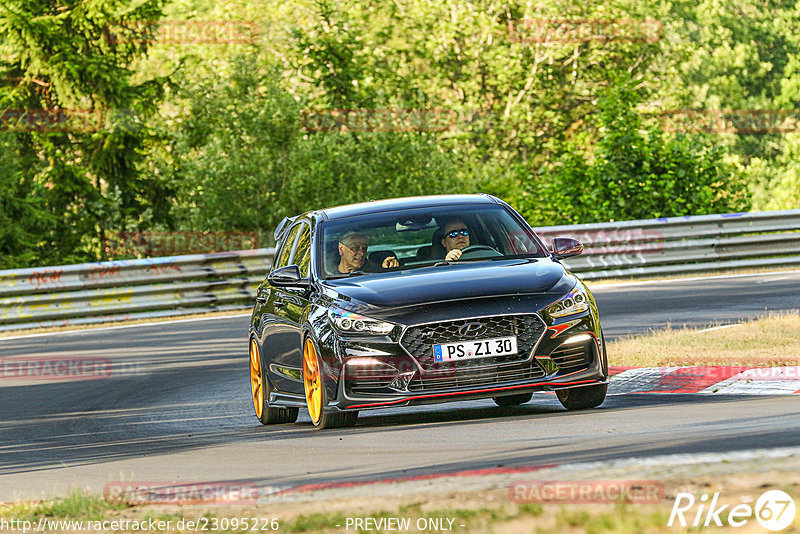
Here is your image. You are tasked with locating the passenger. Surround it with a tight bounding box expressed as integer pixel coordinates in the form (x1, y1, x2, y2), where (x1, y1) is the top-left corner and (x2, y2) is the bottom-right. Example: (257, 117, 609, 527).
(440, 219, 471, 261)
(336, 232, 399, 274)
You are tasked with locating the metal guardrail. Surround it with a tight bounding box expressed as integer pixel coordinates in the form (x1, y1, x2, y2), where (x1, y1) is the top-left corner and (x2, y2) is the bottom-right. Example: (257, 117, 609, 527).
(0, 210, 798, 332)
(535, 209, 800, 279)
(0, 250, 273, 332)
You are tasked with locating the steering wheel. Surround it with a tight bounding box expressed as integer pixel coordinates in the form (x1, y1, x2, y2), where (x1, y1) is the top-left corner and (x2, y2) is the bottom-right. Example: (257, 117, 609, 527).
(458, 244, 502, 260)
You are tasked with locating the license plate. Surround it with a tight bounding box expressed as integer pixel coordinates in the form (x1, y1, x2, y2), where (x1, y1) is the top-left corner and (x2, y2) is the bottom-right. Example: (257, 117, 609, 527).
(433, 336, 518, 362)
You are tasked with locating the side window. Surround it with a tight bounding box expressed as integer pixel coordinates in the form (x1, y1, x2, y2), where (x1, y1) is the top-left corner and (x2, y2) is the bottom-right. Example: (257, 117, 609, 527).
(276, 225, 301, 269)
(293, 225, 312, 278)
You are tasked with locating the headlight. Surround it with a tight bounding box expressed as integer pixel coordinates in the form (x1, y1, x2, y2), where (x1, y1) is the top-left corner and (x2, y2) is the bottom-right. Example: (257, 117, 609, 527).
(545, 285, 589, 318)
(328, 308, 396, 336)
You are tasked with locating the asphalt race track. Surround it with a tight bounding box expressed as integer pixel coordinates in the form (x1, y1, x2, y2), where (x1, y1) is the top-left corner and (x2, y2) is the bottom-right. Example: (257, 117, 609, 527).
(590, 270, 800, 338)
(0, 270, 799, 502)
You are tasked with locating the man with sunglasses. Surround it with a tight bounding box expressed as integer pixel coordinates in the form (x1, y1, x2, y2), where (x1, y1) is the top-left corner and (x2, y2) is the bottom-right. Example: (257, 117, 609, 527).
(337, 232, 399, 274)
(441, 219, 471, 261)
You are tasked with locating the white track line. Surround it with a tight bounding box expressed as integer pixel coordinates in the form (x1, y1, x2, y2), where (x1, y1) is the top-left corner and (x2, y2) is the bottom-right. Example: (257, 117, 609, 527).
(697, 324, 742, 333)
(588, 269, 800, 289)
(0, 313, 251, 341)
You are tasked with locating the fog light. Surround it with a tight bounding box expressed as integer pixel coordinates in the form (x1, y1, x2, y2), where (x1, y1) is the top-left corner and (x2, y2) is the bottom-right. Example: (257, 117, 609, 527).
(564, 333, 592, 345)
(347, 357, 392, 368)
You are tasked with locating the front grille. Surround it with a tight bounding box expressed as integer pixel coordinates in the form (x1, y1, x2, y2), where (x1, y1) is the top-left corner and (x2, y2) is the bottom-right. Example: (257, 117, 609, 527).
(408, 361, 546, 392)
(550, 340, 594, 370)
(400, 314, 546, 370)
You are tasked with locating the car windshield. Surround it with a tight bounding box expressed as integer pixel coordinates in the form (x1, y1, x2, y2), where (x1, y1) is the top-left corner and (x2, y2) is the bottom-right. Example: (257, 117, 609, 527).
(318, 204, 546, 279)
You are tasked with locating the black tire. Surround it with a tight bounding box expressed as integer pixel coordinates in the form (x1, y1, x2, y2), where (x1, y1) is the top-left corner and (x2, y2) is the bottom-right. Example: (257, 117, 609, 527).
(493, 392, 533, 407)
(556, 383, 608, 410)
(260, 378, 300, 425)
(250, 337, 299, 425)
(320, 410, 359, 429)
(303, 336, 358, 430)
(600, 331, 609, 377)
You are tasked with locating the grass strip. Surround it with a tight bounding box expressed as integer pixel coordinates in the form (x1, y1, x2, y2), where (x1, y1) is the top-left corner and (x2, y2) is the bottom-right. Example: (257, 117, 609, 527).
(608, 311, 800, 367)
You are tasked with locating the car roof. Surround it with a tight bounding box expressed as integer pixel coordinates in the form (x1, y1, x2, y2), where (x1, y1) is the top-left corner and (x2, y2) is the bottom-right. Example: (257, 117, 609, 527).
(314, 194, 500, 221)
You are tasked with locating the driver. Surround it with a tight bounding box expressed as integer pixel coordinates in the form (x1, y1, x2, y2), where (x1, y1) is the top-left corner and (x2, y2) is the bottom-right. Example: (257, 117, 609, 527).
(441, 219, 471, 261)
(337, 232, 399, 273)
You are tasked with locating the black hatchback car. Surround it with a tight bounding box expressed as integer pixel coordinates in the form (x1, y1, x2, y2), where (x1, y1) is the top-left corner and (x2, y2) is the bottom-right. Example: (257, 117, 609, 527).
(249, 194, 608, 429)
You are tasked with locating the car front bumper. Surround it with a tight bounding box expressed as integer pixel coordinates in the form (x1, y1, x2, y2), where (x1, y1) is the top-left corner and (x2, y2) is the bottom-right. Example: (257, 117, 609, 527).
(325, 317, 607, 412)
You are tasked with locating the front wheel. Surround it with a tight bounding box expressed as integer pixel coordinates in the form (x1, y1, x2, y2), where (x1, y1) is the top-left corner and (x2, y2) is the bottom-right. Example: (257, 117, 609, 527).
(303, 337, 358, 429)
(250, 338, 299, 424)
(556, 384, 608, 410)
(556, 383, 607, 410)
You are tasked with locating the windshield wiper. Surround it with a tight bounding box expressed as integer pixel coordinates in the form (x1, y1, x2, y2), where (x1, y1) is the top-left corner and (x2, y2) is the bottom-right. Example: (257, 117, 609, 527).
(432, 258, 490, 266)
(327, 270, 365, 279)
(433, 256, 529, 267)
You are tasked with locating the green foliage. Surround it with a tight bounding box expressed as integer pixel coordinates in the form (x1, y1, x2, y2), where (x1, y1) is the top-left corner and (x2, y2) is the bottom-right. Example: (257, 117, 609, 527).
(164, 55, 464, 241)
(1, 0, 798, 268)
(7, 491, 126, 521)
(522, 77, 750, 225)
(0, 134, 53, 268)
(0, 0, 168, 264)
(290, 0, 375, 108)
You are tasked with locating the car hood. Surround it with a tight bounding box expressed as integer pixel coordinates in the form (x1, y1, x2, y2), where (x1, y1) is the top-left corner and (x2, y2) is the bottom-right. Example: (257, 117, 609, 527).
(322, 258, 575, 311)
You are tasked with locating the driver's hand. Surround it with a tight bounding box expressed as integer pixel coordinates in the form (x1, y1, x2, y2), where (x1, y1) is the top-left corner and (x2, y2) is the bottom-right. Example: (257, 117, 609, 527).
(445, 249, 462, 262)
(382, 256, 399, 268)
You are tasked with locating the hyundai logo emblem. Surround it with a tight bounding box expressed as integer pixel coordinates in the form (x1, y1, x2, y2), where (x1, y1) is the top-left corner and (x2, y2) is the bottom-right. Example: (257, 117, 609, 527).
(458, 322, 486, 337)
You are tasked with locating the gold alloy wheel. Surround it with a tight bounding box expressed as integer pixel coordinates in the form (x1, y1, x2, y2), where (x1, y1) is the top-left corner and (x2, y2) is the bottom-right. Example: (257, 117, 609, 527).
(250, 338, 263, 419)
(303, 338, 322, 425)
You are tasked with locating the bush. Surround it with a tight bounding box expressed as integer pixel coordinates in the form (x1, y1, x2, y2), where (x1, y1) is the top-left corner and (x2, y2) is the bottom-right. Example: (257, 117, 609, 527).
(519, 77, 751, 225)
(166, 55, 465, 240)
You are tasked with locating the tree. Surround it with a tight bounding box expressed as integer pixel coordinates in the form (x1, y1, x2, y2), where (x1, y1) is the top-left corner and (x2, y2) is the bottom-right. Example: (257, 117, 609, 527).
(525, 76, 750, 224)
(164, 55, 463, 240)
(0, 134, 52, 268)
(0, 0, 169, 264)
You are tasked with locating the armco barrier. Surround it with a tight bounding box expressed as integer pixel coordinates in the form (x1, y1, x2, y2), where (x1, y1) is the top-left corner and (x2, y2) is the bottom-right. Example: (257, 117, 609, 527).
(0, 249, 272, 332)
(535, 209, 800, 279)
(0, 210, 798, 332)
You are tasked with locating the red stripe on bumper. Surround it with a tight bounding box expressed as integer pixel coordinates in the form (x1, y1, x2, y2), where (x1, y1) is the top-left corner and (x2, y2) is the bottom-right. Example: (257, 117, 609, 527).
(347, 379, 600, 409)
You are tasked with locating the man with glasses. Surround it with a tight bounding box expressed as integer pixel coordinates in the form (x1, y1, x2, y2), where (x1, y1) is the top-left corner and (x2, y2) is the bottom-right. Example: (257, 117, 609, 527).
(440, 219, 471, 261)
(337, 232, 399, 274)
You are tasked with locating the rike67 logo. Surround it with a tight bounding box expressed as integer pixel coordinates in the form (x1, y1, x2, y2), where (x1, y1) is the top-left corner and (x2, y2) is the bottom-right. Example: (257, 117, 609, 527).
(669, 490, 796, 531)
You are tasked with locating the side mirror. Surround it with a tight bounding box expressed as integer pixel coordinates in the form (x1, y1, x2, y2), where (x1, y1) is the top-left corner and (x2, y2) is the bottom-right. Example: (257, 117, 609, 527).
(551, 237, 584, 260)
(267, 265, 310, 288)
